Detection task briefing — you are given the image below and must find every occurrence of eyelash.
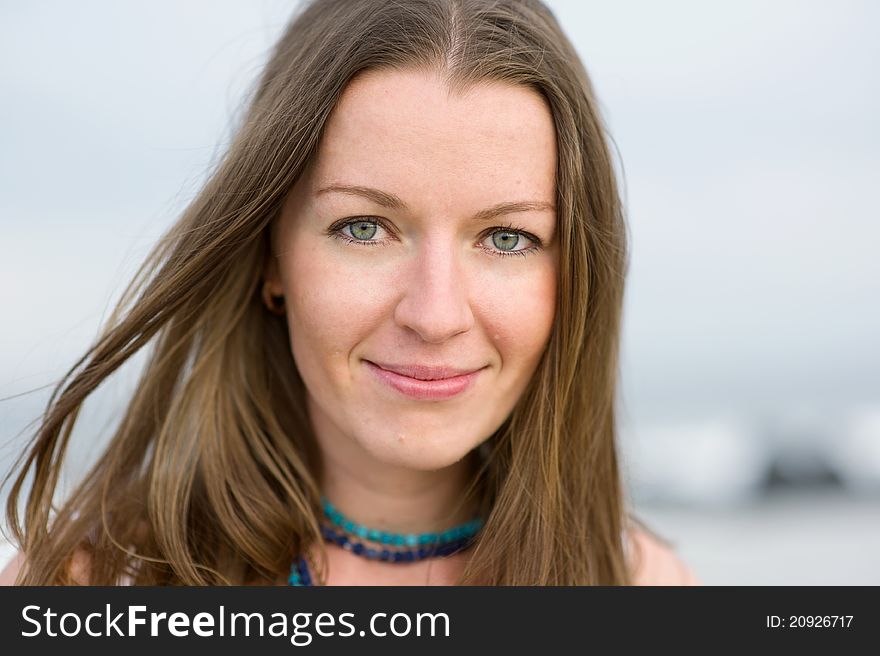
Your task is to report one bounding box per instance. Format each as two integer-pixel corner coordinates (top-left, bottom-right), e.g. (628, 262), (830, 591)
(327, 217), (542, 259)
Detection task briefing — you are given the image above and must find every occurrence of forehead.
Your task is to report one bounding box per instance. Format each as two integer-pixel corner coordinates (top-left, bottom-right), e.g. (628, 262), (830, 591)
(307, 68), (557, 212)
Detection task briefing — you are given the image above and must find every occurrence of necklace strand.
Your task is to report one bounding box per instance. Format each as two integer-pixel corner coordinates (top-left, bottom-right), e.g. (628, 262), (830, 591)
(321, 496), (483, 547)
(289, 497), (483, 586)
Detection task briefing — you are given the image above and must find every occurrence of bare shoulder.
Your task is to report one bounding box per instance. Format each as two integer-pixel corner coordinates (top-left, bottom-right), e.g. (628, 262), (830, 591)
(0, 547), (92, 585)
(0, 550), (26, 585)
(68, 547), (93, 584)
(625, 523), (701, 586)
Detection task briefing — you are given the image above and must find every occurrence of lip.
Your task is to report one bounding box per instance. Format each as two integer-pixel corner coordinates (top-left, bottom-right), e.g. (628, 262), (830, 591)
(364, 360), (485, 401)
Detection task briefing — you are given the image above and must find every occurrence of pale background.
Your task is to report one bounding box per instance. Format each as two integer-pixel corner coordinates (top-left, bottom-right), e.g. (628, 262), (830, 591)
(2, 1), (878, 584)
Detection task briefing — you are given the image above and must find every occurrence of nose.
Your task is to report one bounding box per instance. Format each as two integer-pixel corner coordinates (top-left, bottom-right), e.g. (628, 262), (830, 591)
(393, 236), (475, 344)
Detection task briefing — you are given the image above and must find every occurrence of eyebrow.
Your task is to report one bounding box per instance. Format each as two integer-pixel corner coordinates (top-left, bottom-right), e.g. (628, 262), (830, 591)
(316, 184), (555, 222)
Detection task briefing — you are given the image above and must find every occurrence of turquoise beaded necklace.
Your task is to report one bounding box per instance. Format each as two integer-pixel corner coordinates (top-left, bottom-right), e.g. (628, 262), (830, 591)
(288, 496), (483, 586)
(322, 497), (482, 547)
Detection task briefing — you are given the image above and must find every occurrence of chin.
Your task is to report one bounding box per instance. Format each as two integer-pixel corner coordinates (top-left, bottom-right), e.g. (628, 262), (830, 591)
(357, 431), (477, 472)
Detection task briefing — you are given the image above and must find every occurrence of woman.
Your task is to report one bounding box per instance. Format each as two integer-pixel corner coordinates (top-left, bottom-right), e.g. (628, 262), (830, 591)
(2, 0), (699, 586)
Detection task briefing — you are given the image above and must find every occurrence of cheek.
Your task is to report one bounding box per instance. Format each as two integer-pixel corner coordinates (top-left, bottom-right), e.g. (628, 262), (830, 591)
(480, 263), (557, 367)
(279, 243), (393, 370)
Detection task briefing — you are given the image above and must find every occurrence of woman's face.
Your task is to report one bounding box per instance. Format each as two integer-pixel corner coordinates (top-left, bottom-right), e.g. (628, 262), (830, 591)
(266, 68), (558, 471)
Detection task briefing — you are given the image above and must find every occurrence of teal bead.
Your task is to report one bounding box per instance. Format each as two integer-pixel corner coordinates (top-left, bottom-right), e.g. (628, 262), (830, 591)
(319, 495), (483, 551)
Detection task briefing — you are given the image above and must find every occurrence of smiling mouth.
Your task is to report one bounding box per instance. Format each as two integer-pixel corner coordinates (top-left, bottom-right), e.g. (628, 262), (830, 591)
(365, 361), (485, 381)
(363, 360), (485, 400)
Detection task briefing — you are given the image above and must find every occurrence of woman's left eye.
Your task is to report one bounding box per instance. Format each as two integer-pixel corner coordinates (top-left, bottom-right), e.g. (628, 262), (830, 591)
(482, 229), (539, 258)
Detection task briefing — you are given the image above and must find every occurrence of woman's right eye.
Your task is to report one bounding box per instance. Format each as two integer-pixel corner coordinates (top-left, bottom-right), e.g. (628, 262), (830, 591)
(345, 220), (380, 241)
(329, 218), (390, 247)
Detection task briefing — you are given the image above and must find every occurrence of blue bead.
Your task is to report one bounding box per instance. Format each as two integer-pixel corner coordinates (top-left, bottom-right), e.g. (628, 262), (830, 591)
(288, 557), (313, 587)
(352, 542), (365, 555)
(366, 548), (378, 559)
(402, 551), (415, 562)
(380, 549), (392, 561)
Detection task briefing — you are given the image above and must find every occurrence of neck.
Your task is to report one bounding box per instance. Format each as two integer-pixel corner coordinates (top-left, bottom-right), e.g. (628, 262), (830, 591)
(307, 395), (481, 534)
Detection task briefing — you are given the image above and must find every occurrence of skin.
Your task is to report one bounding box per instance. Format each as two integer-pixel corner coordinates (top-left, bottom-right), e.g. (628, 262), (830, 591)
(263, 67), (559, 584)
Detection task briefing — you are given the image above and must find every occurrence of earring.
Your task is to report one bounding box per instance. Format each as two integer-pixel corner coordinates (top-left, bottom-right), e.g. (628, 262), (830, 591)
(261, 281), (286, 316)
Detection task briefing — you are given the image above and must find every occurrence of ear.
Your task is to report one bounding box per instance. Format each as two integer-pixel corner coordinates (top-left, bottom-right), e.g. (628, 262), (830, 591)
(262, 229), (284, 296)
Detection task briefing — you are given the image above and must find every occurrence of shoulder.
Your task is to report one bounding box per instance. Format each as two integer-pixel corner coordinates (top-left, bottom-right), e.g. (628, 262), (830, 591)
(625, 523), (701, 586)
(0, 549), (26, 585)
(0, 547), (93, 585)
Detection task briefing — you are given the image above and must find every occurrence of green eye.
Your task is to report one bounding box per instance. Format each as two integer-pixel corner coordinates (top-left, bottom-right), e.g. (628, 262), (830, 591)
(348, 221), (378, 241)
(491, 231), (520, 251)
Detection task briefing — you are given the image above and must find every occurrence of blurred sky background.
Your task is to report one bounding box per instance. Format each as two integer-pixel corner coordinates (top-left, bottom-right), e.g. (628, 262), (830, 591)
(1, 1), (878, 583)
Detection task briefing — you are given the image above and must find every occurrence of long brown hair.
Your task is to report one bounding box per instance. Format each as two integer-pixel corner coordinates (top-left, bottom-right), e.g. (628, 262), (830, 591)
(4, 0), (631, 585)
